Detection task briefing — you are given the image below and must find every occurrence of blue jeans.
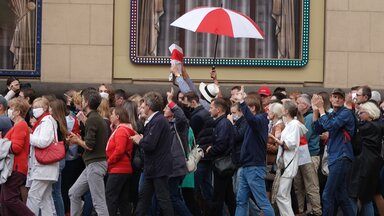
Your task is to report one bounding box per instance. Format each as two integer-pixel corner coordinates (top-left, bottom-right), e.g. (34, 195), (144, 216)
(233, 168), (261, 216)
(235, 166), (274, 216)
(52, 159), (65, 216)
(361, 202), (374, 216)
(322, 157), (357, 216)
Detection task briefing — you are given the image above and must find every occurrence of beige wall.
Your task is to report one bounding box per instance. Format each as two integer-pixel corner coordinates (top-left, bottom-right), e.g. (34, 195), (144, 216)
(39, 0), (384, 89)
(325, 0), (384, 89)
(36, 0), (384, 89)
(41, 0), (113, 83)
(113, 0), (325, 86)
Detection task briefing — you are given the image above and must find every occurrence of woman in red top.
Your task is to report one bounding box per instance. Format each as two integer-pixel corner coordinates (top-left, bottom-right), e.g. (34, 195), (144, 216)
(106, 106), (136, 216)
(0, 98), (34, 216)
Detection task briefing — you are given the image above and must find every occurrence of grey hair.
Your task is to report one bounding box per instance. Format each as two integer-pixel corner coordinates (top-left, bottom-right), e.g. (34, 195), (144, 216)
(299, 94), (311, 107)
(360, 101), (381, 120)
(142, 91), (164, 112)
(268, 102), (284, 119)
(283, 100), (304, 123)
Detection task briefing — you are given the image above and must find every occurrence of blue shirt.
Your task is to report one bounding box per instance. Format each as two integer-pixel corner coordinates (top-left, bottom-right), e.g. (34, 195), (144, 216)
(312, 106), (355, 165)
(0, 115), (12, 138)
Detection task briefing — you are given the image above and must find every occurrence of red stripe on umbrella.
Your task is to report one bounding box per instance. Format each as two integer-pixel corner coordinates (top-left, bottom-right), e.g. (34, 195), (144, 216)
(195, 9), (234, 37)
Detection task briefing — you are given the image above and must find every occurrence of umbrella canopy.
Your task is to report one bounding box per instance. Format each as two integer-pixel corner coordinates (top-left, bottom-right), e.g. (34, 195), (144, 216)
(170, 7), (264, 39)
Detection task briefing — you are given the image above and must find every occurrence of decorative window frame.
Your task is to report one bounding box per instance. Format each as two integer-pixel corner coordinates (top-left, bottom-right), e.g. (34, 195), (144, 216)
(130, 0), (310, 67)
(0, 0), (41, 77)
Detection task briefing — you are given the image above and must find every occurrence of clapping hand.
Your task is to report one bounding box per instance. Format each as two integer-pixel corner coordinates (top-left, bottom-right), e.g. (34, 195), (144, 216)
(66, 132), (81, 144)
(311, 94), (324, 111)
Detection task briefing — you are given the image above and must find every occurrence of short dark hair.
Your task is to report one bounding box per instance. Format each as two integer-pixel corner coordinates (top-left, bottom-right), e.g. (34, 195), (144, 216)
(231, 102), (241, 112)
(183, 91), (200, 104)
(115, 89), (127, 100)
(273, 87), (286, 94)
(143, 91), (164, 112)
(6, 77), (19, 86)
(272, 92), (287, 101)
(82, 89), (101, 110)
(359, 85), (372, 99)
(231, 86), (241, 91)
(20, 88), (36, 105)
(211, 98), (229, 113)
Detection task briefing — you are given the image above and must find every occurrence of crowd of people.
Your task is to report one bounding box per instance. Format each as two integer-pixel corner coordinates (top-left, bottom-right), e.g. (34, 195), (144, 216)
(0, 66), (383, 216)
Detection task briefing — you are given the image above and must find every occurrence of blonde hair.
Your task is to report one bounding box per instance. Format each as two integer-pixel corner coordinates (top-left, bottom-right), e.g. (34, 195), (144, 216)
(32, 97), (50, 112)
(8, 97), (30, 118)
(129, 94), (142, 107)
(360, 101), (381, 120)
(72, 91), (82, 107)
(97, 98), (110, 119)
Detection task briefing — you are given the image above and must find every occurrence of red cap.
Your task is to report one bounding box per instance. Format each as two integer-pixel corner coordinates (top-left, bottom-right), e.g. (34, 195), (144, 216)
(258, 86), (271, 96)
(169, 44), (184, 62)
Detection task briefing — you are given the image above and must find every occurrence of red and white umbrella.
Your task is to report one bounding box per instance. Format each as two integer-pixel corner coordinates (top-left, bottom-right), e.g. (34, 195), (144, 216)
(170, 6), (264, 67)
(171, 7), (264, 39)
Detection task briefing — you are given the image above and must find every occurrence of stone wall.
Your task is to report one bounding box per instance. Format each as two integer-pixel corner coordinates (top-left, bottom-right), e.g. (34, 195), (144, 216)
(41, 0), (113, 83)
(325, 0), (384, 89)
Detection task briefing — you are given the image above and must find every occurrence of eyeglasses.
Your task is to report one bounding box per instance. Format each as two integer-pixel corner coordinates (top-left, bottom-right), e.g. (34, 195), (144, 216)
(356, 93), (363, 97)
(358, 111), (367, 115)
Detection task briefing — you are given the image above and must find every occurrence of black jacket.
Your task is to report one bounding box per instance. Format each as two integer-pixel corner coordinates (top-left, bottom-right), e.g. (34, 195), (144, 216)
(348, 120), (384, 202)
(190, 105), (211, 137)
(232, 116), (249, 167)
(139, 112), (173, 179)
(205, 115), (234, 160)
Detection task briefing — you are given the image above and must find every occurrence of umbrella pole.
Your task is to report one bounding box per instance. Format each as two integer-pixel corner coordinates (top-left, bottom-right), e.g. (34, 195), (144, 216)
(212, 2), (222, 72)
(212, 34), (219, 70)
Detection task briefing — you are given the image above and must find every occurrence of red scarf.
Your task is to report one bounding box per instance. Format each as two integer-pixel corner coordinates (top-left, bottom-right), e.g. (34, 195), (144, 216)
(31, 112), (50, 133)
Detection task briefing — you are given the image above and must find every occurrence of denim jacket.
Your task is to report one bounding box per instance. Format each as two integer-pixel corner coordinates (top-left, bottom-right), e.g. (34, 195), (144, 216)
(312, 106), (355, 166)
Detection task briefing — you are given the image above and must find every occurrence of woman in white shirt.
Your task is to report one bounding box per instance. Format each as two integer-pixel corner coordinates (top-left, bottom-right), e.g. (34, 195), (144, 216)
(270, 100), (308, 216)
(26, 97), (60, 215)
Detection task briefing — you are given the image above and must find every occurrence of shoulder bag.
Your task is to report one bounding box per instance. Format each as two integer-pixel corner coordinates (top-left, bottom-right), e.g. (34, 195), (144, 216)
(35, 120), (65, 164)
(175, 126), (204, 172)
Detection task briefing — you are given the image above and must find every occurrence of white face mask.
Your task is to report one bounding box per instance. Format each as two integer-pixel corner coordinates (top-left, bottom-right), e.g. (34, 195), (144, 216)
(7, 109), (13, 119)
(33, 107), (44, 119)
(100, 92), (109, 100)
(232, 114), (240, 122)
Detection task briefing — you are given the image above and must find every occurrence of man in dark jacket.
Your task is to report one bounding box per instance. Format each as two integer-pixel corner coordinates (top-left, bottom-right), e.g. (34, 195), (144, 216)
(131, 91), (174, 216)
(164, 88), (192, 216)
(183, 91), (214, 215)
(232, 88), (275, 216)
(205, 98), (236, 216)
(228, 102), (248, 167)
